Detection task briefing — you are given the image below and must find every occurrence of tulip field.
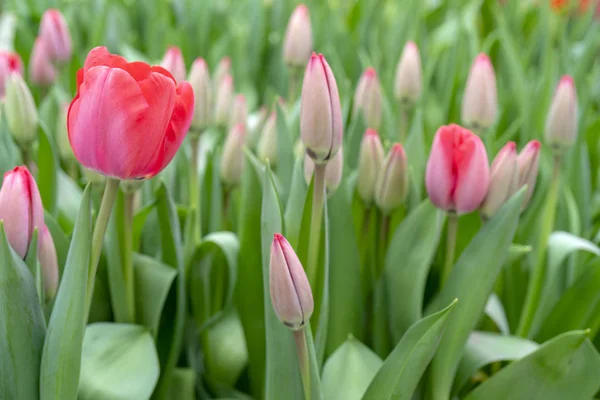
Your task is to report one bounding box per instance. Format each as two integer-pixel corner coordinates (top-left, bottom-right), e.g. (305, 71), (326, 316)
(2, 0), (600, 399)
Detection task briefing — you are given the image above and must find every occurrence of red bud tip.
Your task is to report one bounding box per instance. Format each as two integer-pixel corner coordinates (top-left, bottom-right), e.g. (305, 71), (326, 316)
(391, 143), (405, 154)
(560, 75), (574, 87)
(297, 4), (308, 13)
(505, 142), (517, 151)
(365, 128), (379, 137)
(476, 53), (491, 64)
(364, 67), (377, 77)
(274, 233), (284, 241)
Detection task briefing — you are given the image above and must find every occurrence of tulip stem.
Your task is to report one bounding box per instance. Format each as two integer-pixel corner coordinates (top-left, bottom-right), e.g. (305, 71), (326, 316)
(288, 67), (302, 105)
(307, 163), (326, 288)
(123, 190), (136, 324)
(517, 155), (562, 337)
(294, 328), (311, 400)
(377, 214), (390, 277)
(86, 178), (120, 320)
(189, 136), (202, 240)
(398, 105), (409, 143)
(441, 213), (458, 287)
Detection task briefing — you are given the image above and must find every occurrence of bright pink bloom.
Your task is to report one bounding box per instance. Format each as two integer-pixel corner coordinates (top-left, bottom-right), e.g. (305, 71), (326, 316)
(425, 124), (490, 214)
(39, 9), (72, 63)
(68, 46), (195, 180)
(0, 51), (23, 97)
(160, 46), (186, 82)
(29, 37), (57, 86)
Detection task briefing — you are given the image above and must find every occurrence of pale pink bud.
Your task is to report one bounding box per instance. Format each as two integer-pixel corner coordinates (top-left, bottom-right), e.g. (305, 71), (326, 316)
(394, 41), (422, 105)
(300, 53), (343, 164)
(39, 227), (58, 300)
(29, 37), (57, 87)
(461, 53), (497, 131)
(269, 233), (314, 330)
(545, 75), (578, 151)
(160, 46), (186, 82)
(283, 4), (313, 68)
(0, 51), (23, 98)
(375, 144), (409, 213)
(357, 129), (384, 205)
(353, 67), (382, 130)
(480, 142), (519, 219)
(425, 124), (490, 215)
(517, 140), (541, 210)
(213, 56), (231, 88)
(230, 94), (248, 128)
(303, 147), (344, 196)
(221, 123), (246, 186)
(39, 9), (72, 64)
(257, 112), (277, 164)
(214, 74), (234, 127)
(188, 57), (212, 130)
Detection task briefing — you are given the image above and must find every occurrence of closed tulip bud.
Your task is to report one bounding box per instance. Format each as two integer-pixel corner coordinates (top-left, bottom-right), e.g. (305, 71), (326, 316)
(257, 112), (277, 164)
(375, 144), (409, 213)
(160, 46), (186, 83)
(394, 41), (422, 105)
(461, 53), (497, 132)
(426, 124), (490, 215)
(68, 47), (194, 180)
(29, 37), (57, 87)
(214, 56), (231, 89)
(230, 94), (248, 128)
(214, 74), (234, 127)
(0, 51), (23, 97)
(188, 57), (212, 131)
(357, 129), (384, 205)
(5, 72), (38, 147)
(39, 9), (72, 64)
(353, 67), (382, 130)
(248, 105), (268, 147)
(221, 123), (246, 186)
(283, 4), (313, 68)
(39, 227), (58, 300)
(269, 233), (313, 330)
(517, 140), (541, 210)
(56, 103), (75, 162)
(545, 75), (578, 151)
(300, 53), (343, 164)
(480, 142), (518, 219)
(303, 147), (343, 196)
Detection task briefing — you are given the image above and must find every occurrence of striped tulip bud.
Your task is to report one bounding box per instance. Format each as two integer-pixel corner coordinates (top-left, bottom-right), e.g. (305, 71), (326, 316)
(5, 72), (38, 147)
(221, 123), (246, 186)
(160, 46), (186, 82)
(357, 129), (384, 205)
(257, 112), (277, 164)
(394, 41), (422, 106)
(229, 94), (248, 128)
(214, 74), (233, 128)
(545, 75), (578, 152)
(353, 67), (382, 130)
(283, 4), (313, 68)
(270, 233), (313, 330)
(375, 143), (409, 213)
(480, 142), (518, 219)
(188, 57), (212, 131)
(517, 140), (541, 210)
(461, 53), (497, 132)
(303, 147), (343, 196)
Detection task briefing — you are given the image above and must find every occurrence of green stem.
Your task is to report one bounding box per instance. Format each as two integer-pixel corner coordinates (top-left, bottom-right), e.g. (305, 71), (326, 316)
(123, 190), (136, 324)
(377, 214), (390, 277)
(68, 161), (79, 182)
(441, 213), (458, 287)
(307, 163), (326, 287)
(516, 155), (562, 337)
(189, 136), (202, 240)
(86, 178), (120, 320)
(288, 67), (302, 105)
(294, 328), (311, 400)
(398, 105), (409, 143)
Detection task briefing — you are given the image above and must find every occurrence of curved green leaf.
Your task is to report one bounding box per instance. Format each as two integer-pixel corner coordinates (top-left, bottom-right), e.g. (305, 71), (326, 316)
(484, 294), (510, 335)
(275, 102), (294, 203)
(284, 158), (308, 249)
(37, 122), (59, 214)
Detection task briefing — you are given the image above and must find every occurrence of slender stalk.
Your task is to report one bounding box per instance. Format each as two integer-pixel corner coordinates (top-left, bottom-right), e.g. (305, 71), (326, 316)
(288, 67), (302, 105)
(398, 105), (409, 143)
(441, 213), (459, 287)
(123, 190), (136, 324)
(86, 178), (120, 319)
(294, 328), (311, 400)
(67, 161), (78, 181)
(22, 145), (32, 170)
(377, 214), (390, 277)
(516, 155), (562, 337)
(306, 163), (326, 287)
(189, 136), (202, 240)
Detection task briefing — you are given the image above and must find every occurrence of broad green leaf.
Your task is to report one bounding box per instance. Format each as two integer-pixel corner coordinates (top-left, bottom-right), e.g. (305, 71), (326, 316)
(0, 113), (21, 178)
(0, 223), (46, 400)
(37, 122), (59, 214)
(362, 299), (457, 400)
(105, 189), (129, 323)
(57, 171), (83, 234)
(427, 189), (524, 399)
(284, 157), (308, 248)
(78, 323), (159, 400)
(454, 331), (538, 393)
(322, 337), (383, 400)
(44, 211), (69, 277)
(385, 200), (444, 341)
(465, 331), (600, 400)
(170, 369), (196, 400)
(275, 102), (294, 203)
(40, 185), (92, 400)
(345, 116), (366, 170)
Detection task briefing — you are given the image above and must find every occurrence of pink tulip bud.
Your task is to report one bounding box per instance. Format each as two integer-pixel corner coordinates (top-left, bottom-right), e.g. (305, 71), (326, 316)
(214, 74), (234, 127)
(283, 4), (313, 68)
(480, 142), (519, 219)
(39, 9), (72, 64)
(545, 75), (578, 151)
(353, 67), (383, 130)
(394, 41), (422, 105)
(188, 57), (212, 131)
(425, 124), (490, 215)
(213, 56), (231, 88)
(300, 53), (343, 164)
(375, 143), (409, 213)
(160, 46), (186, 82)
(39, 227), (58, 300)
(517, 140), (541, 210)
(0, 51), (23, 98)
(303, 147), (344, 196)
(257, 112), (277, 164)
(357, 129), (384, 205)
(29, 37), (57, 87)
(269, 233), (314, 330)
(221, 123), (246, 186)
(230, 94), (248, 128)
(461, 53), (497, 132)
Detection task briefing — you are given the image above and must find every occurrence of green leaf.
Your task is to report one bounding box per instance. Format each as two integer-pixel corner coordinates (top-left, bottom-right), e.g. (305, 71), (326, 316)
(275, 102), (294, 203)
(385, 200), (444, 341)
(78, 323), (160, 400)
(40, 185), (92, 400)
(57, 171), (83, 234)
(170, 368), (196, 400)
(44, 211), (69, 277)
(427, 189), (525, 399)
(322, 337), (383, 400)
(0, 223), (46, 400)
(284, 157), (308, 249)
(465, 331), (600, 400)
(345, 116), (366, 170)
(454, 331), (538, 393)
(484, 294), (510, 335)
(362, 299), (457, 400)
(105, 189), (129, 323)
(37, 122), (59, 214)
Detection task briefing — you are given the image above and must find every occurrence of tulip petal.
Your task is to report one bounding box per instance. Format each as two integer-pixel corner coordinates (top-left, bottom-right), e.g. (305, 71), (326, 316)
(39, 227), (59, 299)
(83, 47), (128, 72)
(453, 135), (490, 214)
(270, 236), (304, 328)
(0, 170), (31, 257)
(425, 129), (454, 211)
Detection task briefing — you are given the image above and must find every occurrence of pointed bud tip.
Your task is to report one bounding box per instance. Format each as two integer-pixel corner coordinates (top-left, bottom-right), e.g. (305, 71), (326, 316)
(365, 128), (379, 137)
(406, 41), (417, 49)
(559, 75), (574, 87)
(505, 141), (517, 152)
(273, 233), (284, 241)
(476, 53), (491, 64)
(364, 67), (377, 77)
(296, 4), (309, 14)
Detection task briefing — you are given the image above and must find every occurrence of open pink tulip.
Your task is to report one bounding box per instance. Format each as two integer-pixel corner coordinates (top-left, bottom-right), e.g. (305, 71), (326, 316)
(39, 9), (72, 64)
(160, 46), (186, 83)
(29, 37), (57, 86)
(426, 124), (490, 214)
(0, 51), (23, 97)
